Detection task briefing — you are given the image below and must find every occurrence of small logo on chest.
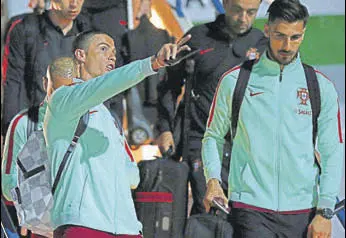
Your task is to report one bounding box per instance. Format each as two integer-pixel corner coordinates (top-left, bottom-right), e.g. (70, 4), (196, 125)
(296, 88), (312, 116)
(297, 88), (309, 106)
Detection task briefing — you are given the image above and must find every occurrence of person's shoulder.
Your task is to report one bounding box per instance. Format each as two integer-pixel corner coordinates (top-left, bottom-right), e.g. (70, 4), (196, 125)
(20, 12), (42, 25)
(217, 64), (242, 90)
(185, 22), (213, 48)
(4, 13), (33, 38)
(11, 12), (43, 36)
(7, 109), (29, 136)
(187, 21), (211, 37)
(249, 27), (264, 36)
(313, 68), (337, 95)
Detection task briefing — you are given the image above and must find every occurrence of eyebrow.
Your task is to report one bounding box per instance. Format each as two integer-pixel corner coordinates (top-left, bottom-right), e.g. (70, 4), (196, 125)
(97, 42), (112, 48)
(233, 4), (258, 11)
(273, 31), (303, 36)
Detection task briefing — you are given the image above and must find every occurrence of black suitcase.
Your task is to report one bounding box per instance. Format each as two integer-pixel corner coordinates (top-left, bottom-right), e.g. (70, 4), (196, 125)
(134, 155), (189, 238)
(184, 199), (233, 238)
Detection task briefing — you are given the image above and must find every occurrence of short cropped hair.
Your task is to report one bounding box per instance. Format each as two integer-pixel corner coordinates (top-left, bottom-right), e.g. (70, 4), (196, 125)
(267, 0), (309, 27)
(49, 57), (76, 80)
(72, 30), (113, 56)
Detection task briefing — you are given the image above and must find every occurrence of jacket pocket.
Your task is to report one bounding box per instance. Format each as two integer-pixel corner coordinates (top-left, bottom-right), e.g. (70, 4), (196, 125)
(78, 174), (89, 214)
(239, 163), (255, 194)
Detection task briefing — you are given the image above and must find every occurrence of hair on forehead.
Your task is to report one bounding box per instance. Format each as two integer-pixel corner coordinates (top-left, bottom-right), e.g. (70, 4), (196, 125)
(49, 57), (76, 80)
(267, 0), (309, 26)
(72, 30), (114, 54)
(223, 0), (262, 5)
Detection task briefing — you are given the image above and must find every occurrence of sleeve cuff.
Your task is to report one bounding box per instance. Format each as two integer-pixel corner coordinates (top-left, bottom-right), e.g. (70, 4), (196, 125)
(142, 57), (157, 76)
(205, 171), (222, 184)
(317, 197), (337, 210)
(156, 119), (171, 134)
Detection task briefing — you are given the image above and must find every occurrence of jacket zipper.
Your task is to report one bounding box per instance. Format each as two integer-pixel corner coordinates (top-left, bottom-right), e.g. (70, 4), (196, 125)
(276, 68), (283, 211)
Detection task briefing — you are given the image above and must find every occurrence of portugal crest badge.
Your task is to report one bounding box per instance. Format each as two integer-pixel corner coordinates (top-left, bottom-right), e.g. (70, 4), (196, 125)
(297, 88), (309, 105)
(246, 48), (260, 60)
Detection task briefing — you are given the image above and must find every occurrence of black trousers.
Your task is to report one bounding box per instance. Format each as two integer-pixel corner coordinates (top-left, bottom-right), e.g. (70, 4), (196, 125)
(184, 141), (231, 215)
(184, 147), (207, 215)
(229, 207), (316, 238)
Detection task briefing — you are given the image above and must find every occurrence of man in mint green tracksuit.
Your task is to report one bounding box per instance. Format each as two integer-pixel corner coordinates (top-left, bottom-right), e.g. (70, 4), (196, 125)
(202, 0), (344, 237)
(2, 58), (75, 238)
(43, 31), (191, 237)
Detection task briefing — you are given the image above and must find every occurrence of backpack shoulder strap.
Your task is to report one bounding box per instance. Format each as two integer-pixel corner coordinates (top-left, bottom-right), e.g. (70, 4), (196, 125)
(231, 60), (255, 139)
(52, 112), (90, 195)
(26, 105), (40, 139)
(302, 63), (321, 147)
(302, 63), (321, 174)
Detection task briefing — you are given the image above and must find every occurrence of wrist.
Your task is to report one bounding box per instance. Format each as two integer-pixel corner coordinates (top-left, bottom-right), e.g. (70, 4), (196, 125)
(316, 208), (334, 220)
(151, 55), (165, 71)
(207, 178), (221, 186)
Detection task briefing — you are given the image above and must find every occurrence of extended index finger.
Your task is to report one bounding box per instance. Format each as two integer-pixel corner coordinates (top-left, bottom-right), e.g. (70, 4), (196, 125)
(177, 34), (192, 47)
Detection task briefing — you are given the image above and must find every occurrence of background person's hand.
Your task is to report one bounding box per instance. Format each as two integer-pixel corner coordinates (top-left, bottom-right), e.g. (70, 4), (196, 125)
(151, 34), (191, 70)
(203, 178), (228, 213)
(156, 131), (175, 155)
(28, 0), (45, 9)
(307, 214), (332, 238)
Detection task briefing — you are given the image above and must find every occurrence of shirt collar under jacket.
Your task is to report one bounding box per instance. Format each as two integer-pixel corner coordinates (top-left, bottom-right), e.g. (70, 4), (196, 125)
(256, 50), (302, 76)
(73, 78), (85, 83)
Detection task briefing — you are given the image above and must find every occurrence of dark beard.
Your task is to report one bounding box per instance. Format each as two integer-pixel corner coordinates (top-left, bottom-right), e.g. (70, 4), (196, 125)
(267, 42), (298, 66)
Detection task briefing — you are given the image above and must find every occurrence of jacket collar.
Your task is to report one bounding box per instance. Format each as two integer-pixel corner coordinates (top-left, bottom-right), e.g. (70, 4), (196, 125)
(73, 78), (85, 83)
(256, 49), (302, 75)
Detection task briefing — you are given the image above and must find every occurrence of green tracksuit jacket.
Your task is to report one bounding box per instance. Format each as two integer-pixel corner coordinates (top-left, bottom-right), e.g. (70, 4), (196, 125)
(202, 52), (344, 211)
(2, 102), (47, 201)
(44, 57), (156, 234)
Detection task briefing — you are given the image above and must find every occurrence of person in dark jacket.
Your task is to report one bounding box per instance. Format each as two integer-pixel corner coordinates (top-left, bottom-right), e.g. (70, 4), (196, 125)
(156, 0), (267, 215)
(80, 0), (128, 121)
(1, 0), (89, 137)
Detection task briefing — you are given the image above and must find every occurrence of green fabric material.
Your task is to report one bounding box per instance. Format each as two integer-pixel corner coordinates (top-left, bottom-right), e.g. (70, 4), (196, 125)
(202, 52), (344, 211)
(44, 57), (155, 234)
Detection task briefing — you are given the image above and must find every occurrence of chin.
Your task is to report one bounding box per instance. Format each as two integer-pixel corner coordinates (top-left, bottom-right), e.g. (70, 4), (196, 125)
(237, 28), (250, 34)
(279, 59), (293, 65)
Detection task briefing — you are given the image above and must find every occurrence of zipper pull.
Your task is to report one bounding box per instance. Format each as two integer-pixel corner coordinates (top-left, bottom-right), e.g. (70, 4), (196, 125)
(279, 69), (283, 82)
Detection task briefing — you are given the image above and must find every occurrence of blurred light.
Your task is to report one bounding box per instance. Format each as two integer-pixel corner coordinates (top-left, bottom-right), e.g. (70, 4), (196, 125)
(150, 9), (166, 29)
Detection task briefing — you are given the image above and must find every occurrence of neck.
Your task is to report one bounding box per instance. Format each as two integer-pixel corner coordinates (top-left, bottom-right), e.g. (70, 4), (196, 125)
(48, 11), (74, 35)
(79, 66), (93, 81)
(266, 49), (285, 70)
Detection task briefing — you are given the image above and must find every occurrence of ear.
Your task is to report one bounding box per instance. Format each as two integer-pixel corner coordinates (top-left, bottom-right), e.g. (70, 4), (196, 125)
(74, 49), (86, 63)
(42, 76), (48, 92)
(264, 23), (270, 38)
(301, 28), (306, 41)
(50, 0), (60, 11)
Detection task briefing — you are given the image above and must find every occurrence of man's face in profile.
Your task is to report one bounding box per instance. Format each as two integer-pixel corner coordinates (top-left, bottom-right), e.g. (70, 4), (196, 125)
(83, 34), (117, 78)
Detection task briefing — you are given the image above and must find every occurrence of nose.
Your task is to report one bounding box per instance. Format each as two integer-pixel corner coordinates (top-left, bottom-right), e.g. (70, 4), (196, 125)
(282, 38), (292, 51)
(109, 53), (116, 63)
(239, 11), (247, 23)
(70, 0), (78, 8)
